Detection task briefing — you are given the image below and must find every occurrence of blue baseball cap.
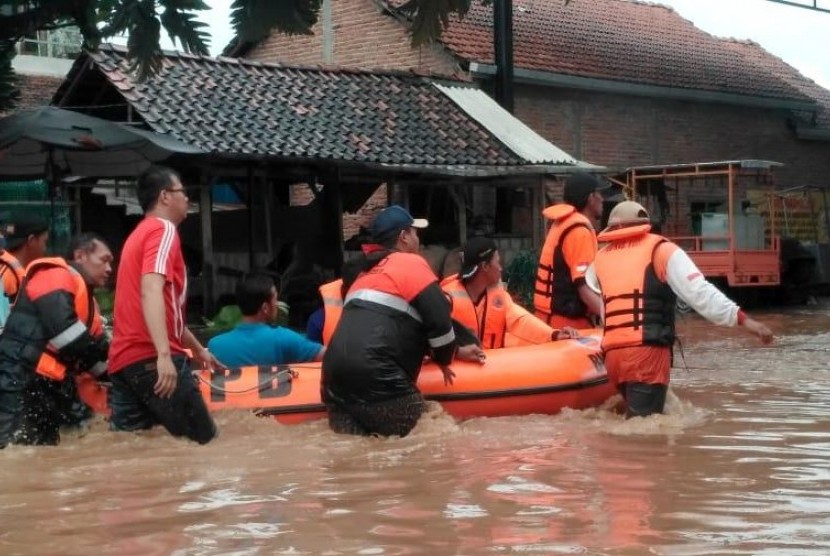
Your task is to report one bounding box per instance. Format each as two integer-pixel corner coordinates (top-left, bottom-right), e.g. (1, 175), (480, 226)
(369, 205), (429, 243)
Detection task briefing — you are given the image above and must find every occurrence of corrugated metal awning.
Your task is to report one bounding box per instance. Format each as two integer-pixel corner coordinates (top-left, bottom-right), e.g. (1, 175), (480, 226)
(433, 83), (603, 170)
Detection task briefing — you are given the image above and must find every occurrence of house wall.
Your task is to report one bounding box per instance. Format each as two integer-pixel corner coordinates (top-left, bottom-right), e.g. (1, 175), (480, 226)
(247, 0), (459, 75)
(513, 85), (830, 189)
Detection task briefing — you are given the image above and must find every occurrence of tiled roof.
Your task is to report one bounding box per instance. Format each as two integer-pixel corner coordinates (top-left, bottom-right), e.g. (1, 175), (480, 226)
(721, 39), (830, 133)
(399, 0), (813, 103)
(53, 45), (582, 169)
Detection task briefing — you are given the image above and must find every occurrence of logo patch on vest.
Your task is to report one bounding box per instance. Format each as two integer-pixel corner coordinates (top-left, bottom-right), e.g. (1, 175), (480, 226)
(493, 296), (504, 309)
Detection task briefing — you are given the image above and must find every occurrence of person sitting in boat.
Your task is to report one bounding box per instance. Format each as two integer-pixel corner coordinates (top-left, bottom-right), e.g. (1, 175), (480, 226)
(442, 236), (580, 349)
(307, 258), (363, 345)
(321, 205), (485, 437)
(0, 233), (113, 447)
(208, 273), (324, 368)
(590, 201), (774, 419)
(534, 173), (606, 329)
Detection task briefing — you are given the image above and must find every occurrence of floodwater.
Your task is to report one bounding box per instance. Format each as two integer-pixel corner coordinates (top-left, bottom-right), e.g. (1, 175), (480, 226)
(2, 306), (830, 555)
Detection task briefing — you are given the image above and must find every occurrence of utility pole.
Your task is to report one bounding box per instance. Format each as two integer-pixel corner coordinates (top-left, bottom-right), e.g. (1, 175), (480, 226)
(493, 0), (515, 113)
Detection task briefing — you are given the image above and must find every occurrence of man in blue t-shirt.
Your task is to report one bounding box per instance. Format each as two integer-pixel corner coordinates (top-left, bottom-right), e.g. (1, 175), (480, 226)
(208, 273), (324, 368)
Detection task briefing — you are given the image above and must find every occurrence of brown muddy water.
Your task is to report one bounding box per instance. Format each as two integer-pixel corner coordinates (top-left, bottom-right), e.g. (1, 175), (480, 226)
(2, 306), (829, 555)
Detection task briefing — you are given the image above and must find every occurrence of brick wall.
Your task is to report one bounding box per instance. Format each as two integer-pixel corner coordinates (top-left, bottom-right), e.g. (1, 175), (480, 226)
(248, 0), (459, 75)
(1, 74), (62, 115)
(514, 85), (830, 189)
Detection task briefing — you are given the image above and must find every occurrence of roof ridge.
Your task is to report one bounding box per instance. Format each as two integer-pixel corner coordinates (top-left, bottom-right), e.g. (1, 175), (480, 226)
(93, 43), (469, 83)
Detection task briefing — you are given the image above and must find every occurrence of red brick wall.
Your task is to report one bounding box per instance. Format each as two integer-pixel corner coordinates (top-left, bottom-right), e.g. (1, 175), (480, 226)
(1, 74), (62, 115)
(514, 85), (830, 189)
(248, 0), (459, 75)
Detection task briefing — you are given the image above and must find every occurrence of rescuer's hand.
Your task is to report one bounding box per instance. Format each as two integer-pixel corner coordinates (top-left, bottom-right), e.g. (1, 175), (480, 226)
(743, 317), (774, 345)
(438, 364), (456, 386)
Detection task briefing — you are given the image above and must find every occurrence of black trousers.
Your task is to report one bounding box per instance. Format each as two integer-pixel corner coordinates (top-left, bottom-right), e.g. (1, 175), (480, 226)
(619, 381), (668, 418)
(327, 392), (426, 437)
(108, 356), (217, 445)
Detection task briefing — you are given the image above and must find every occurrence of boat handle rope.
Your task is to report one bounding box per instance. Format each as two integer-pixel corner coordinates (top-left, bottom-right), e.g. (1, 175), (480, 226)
(194, 368), (299, 395)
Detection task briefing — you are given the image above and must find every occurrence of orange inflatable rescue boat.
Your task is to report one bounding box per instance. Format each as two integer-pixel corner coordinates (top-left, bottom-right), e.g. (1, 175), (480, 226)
(80, 333), (613, 425)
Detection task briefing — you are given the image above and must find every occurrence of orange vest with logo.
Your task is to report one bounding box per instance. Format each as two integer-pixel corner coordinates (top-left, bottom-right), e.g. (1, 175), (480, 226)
(27, 258), (103, 381)
(442, 276), (508, 349)
(319, 279), (344, 346)
(0, 250), (25, 302)
(534, 206), (594, 322)
(594, 227), (676, 351)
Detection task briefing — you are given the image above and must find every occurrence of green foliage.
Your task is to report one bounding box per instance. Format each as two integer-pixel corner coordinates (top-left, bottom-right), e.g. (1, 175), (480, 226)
(398, 0), (471, 47)
(0, 41), (19, 112)
(201, 301), (290, 338)
(503, 248), (539, 311)
(230, 0), (322, 44)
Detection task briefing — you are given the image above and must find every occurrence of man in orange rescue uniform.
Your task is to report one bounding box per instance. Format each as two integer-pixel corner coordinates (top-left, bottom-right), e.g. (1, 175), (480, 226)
(442, 236), (578, 348)
(0, 214), (49, 308)
(0, 233), (113, 447)
(322, 205), (484, 437)
(591, 201), (774, 418)
(535, 173), (606, 329)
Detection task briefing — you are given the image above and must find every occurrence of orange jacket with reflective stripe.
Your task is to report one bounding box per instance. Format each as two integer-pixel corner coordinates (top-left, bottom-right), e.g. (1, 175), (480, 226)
(27, 258), (103, 381)
(0, 250), (25, 302)
(594, 227), (676, 351)
(319, 279), (344, 346)
(442, 276), (554, 349)
(534, 206), (595, 322)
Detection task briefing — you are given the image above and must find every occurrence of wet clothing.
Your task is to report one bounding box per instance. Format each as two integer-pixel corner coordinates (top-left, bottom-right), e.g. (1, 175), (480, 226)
(109, 217), (188, 373)
(108, 216), (216, 443)
(107, 355), (216, 444)
(594, 224), (743, 416)
(0, 259), (108, 447)
(327, 392), (425, 437)
(442, 276), (556, 349)
(208, 322), (322, 367)
(12, 375), (93, 445)
(535, 205), (597, 325)
(618, 382), (668, 419)
(322, 251), (455, 437)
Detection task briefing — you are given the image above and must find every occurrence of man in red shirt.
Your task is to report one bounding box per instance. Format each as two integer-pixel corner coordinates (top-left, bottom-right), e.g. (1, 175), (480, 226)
(108, 166), (222, 444)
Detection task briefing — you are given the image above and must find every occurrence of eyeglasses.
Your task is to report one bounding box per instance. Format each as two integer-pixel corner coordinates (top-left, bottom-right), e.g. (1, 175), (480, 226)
(165, 188), (188, 196)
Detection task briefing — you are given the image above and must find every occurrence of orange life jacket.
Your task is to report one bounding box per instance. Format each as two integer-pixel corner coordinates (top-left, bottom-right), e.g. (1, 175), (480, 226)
(534, 205), (595, 322)
(594, 226), (676, 351)
(27, 258), (103, 381)
(0, 250), (25, 302)
(442, 275), (554, 349)
(319, 278), (344, 346)
(442, 276), (508, 349)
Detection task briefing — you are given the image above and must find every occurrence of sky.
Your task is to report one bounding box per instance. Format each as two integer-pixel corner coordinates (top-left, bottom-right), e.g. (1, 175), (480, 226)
(182, 0), (830, 89)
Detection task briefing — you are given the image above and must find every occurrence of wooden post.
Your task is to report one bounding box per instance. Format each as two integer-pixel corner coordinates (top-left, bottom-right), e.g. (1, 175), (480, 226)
(246, 165), (255, 270)
(449, 184), (467, 245)
(73, 185), (82, 233)
(263, 168), (274, 264)
(532, 179), (543, 248)
(200, 177), (215, 317)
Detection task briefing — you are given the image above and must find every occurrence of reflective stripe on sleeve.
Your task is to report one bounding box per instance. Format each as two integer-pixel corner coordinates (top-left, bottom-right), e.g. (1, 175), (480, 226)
(345, 289), (423, 323)
(47, 320), (87, 351)
(428, 328), (456, 348)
